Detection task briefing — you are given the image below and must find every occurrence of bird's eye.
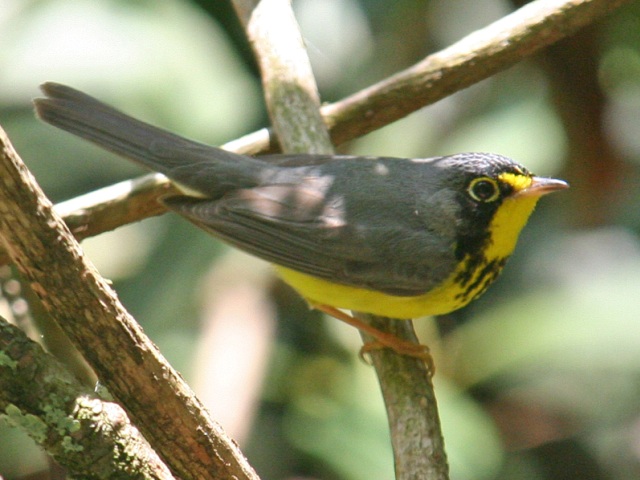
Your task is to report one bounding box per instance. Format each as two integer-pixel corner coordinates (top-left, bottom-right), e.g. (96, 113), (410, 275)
(468, 177), (500, 202)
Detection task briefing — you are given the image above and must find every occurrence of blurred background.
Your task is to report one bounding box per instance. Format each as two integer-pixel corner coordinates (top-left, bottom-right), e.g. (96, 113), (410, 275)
(1, 0), (639, 479)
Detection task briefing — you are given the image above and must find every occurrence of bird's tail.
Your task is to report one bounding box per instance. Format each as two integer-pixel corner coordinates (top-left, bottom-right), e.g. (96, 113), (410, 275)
(34, 82), (264, 197)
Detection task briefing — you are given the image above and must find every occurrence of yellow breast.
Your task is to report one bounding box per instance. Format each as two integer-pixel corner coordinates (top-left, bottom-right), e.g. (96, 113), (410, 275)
(275, 191), (541, 319)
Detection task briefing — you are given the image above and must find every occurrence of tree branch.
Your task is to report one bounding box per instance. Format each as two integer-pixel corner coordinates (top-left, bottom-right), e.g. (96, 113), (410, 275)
(321, 0), (631, 145)
(233, 0), (333, 154)
(0, 126), (259, 480)
(0, 316), (174, 479)
(360, 316), (448, 479)
(55, 172), (175, 239)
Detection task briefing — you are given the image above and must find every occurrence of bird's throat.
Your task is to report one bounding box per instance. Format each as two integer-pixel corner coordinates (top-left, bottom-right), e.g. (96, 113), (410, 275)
(486, 194), (541, 261)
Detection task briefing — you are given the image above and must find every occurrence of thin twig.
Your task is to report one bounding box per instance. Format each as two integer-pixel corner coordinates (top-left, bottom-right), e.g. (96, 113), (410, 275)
(0, 126), (259, 480)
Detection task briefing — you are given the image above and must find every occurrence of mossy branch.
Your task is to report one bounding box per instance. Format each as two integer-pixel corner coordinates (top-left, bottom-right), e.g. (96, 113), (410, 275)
(0, 316), (174, 479)
(0, 127), (259, 480)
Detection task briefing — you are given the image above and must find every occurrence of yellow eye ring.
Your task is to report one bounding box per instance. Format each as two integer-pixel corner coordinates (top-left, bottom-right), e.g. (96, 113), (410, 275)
(468, 177), (500, 203)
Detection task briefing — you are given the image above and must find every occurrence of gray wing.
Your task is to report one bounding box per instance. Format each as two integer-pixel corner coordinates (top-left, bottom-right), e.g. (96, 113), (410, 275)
(35, 83), (458, 295)
(163, 184), (456, 296)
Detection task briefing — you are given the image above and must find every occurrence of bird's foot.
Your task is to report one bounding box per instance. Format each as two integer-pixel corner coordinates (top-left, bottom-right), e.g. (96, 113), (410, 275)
(315, 304), (434, 376)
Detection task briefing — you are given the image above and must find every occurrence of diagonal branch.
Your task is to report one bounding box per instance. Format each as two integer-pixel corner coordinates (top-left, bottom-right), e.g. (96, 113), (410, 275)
(0, 126), (259, 480)
(321, 0), (630, 145)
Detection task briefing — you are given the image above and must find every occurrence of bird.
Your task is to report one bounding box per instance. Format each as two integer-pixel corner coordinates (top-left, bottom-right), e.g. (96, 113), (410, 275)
(34, 82), (568, 367)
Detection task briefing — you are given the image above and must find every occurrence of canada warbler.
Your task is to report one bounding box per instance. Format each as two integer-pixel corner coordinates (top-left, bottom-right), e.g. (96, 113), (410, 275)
(35, 83), (568, 360)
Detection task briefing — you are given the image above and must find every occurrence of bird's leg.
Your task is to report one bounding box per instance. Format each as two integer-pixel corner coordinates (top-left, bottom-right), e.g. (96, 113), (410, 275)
(315, 305), (434, 375)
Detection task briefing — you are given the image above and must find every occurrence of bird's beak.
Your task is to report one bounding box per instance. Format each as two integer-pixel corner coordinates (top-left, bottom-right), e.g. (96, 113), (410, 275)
(515, 177), (569, 198)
